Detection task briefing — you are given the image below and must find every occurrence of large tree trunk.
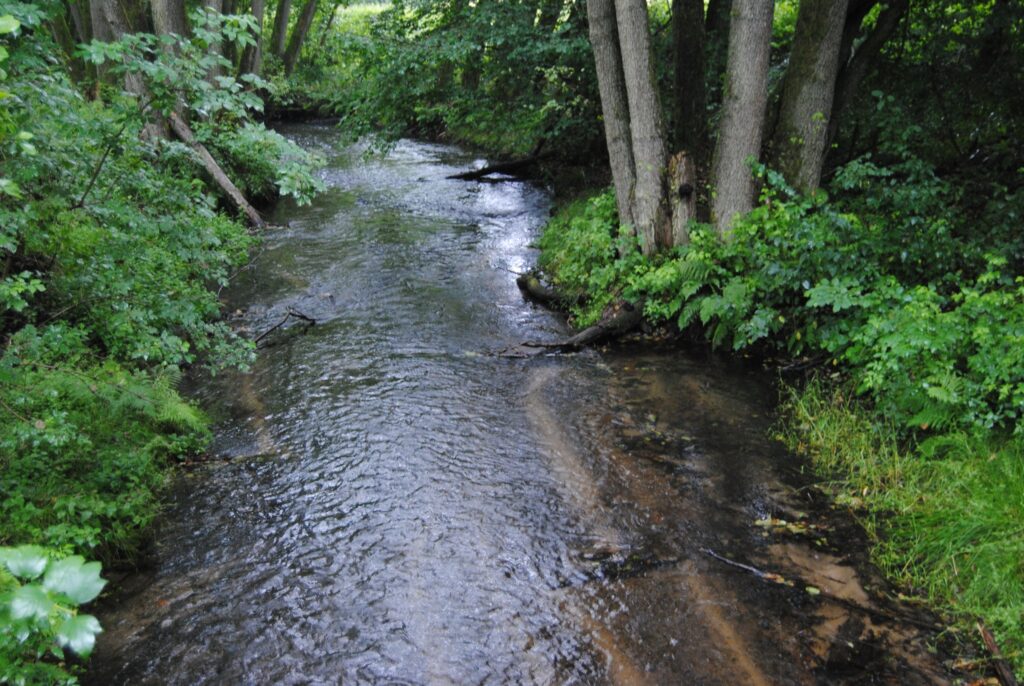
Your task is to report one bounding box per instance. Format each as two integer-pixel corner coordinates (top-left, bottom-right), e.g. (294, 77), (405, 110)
(150, 0), (189, 37)
(239, 0), (266, 75)
(282, 0), (317, 76)
(671, 0), (708, 188)
(709, 0), (773, 234)
(769, 0), (849, 194)
(615, 0), (669, 254)
(270, 0), (291, 56)
(587, 0), (636, 229)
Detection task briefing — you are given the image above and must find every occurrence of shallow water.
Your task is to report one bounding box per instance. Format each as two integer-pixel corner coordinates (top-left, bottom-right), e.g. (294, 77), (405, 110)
(87, 126), (950, 685)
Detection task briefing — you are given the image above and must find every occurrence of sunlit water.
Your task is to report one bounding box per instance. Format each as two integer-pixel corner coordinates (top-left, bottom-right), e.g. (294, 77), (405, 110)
(87, 126), (949, 685)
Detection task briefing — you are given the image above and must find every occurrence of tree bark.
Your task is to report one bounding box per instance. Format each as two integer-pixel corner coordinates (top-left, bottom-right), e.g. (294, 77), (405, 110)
(671, 0), (707, 171)
(668, 151), (696, 245)
(150, 0), (189, 37)
(270, 0), (291, 56)
(769, 0), (849, 194)
(709, 0), (773, 234)
(239, 0), (266, 75)
(587, 0), (636, 229)
(282, 0), (317, 76)
(615, 0), (669, 254)
(168, 112), (266, 229)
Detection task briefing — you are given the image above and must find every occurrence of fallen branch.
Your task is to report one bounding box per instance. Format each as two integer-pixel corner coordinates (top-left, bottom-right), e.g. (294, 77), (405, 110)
(700, 548), (942, 632)
(522, 301), (642, 352)
(167, 112), (266, 229)
(254, 308), (317, 345)
(978, 622), (1019, 686)
(447, 154), (545, 181)
(516, 271), (563, 308)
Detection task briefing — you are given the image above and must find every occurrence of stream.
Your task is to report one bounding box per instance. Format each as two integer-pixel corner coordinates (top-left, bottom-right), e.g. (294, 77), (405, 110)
(87, 124), (952, 685)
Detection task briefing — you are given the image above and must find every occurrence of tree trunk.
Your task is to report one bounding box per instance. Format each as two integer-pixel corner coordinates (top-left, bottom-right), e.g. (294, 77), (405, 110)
(615, 0), (669, 254)
(316, 1), (338, 48)
(703, 0), (730, 102)
(828, 0), (908, 147)
(202, 0), (225, 81)
(668, 151), (696, 245)
(168, 112), (266, 229)
(671, 0), (708, 182)
(150, 0), (189, 37)
(709, 0), (773, 234)
(587, 0), (636, 229)
(239, 0), (266, 75)
(91, 0), (170, 139)
(769, 0), (849, 194)
(270, 0), (291, 56)
(282, 0), (317, 76)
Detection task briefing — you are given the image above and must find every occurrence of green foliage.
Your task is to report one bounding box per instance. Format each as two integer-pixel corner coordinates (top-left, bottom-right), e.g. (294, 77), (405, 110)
(0, 545), (105, 685)
(0, 325), (209, 561)
(80, 8), (323, 206)
(781, 383), (1024, 672)
(285, 0), (602, 159)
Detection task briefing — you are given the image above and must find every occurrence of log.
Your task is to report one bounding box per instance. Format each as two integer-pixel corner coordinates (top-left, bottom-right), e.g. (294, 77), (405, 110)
(447, 155), (544, 181)
(515, 271), (563, 307)
(167, 112), (267, 229)
(523, 301), (642, 351)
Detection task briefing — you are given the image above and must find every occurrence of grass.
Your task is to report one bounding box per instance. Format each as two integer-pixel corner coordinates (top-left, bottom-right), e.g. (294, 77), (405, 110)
(781, 379), (1024, 673)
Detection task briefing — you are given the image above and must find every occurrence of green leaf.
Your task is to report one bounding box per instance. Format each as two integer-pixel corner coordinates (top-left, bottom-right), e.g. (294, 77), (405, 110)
(0, 545), (49, 580)
(43, 556), (106, 604)
(0, 15), (20, 34)
(10, 585), (54, 621)
(56, 614), (102, 657)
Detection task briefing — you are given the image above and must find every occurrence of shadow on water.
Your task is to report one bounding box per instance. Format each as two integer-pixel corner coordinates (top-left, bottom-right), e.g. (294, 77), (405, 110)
(86, 125), (952, 685)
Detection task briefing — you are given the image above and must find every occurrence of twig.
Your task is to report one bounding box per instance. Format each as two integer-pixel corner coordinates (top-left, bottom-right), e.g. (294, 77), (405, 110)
(253, 308), (317, 344)
(700, 547), (943, 631)
(978, 622), (1019, 686)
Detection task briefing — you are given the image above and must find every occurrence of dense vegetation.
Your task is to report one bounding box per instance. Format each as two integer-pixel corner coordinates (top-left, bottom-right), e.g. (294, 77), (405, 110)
(0, 2), (320, 681)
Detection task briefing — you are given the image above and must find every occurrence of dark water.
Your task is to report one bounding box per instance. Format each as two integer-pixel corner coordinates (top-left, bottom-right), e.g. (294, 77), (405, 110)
(87, 126), (950, 685)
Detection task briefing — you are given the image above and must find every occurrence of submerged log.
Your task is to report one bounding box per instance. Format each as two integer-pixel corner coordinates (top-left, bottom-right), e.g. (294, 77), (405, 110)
(515, 271), (563, 307)
(522, 300), (643, 352)
(167, 112), (267, 229)
(447, 155), (544, 181)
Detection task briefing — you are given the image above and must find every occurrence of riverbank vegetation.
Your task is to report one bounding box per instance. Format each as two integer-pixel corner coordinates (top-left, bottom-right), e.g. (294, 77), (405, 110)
(0, 2), (320, 681)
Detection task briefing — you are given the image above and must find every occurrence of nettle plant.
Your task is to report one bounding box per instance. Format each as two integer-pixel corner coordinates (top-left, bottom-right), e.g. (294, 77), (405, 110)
(0, 546), (105, 684)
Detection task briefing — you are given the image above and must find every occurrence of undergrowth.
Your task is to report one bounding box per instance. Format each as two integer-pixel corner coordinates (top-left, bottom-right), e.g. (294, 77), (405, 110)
(536, 156), (1024, 671)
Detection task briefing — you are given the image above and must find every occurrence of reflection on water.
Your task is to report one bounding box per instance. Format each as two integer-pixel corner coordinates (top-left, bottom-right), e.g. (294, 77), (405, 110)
(86, 128), (949, 685)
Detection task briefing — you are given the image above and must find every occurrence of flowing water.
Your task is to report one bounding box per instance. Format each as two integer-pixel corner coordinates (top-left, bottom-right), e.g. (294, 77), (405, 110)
(87, 125), (951, 685)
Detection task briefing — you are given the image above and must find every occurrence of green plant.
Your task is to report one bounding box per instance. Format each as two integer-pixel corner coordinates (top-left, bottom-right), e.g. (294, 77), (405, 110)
(0, 546), (106, 685)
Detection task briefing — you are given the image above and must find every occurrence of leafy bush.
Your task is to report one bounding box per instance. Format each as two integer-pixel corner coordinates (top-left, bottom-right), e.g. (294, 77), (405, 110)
(0, 546), (106, 685)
